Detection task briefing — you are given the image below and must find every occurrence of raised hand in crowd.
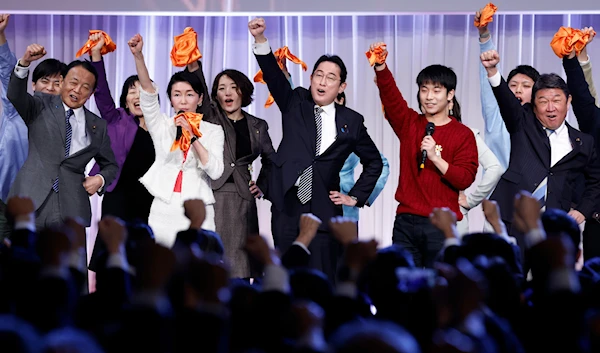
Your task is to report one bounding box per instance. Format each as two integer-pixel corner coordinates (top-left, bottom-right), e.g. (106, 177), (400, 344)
(245, 234), (280, 266)
(429, 207), (458, 240)
(329, 216), (358, 246)
(98, 216), (128, 254)
(295, 213), (322, 248)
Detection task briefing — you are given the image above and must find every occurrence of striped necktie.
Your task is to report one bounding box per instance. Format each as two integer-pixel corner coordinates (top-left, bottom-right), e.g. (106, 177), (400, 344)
(297, 106), (323, 204)
(532, 128), (555, 208)
(52, 109), (74, 193)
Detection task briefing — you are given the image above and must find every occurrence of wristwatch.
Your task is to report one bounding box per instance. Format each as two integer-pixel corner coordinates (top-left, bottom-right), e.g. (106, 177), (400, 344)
(349, 196), (358, 203)
(190, 136), (199, 144)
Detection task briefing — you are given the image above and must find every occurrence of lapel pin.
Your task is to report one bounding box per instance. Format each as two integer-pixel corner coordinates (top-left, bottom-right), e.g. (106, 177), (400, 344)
(576, 137), (582, 145)
(256, 130), (259, 134)
(341, 124), (348, 133)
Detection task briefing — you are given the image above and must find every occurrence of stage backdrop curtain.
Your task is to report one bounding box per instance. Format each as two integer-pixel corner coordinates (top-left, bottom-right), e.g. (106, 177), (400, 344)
(1, 14), (599, 252)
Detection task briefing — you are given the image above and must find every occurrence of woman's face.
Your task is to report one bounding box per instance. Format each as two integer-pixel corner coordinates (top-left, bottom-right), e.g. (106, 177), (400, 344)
(170, 81), (202, 113)
(125, 81), (143, 117)
(216, 75), (243, 115)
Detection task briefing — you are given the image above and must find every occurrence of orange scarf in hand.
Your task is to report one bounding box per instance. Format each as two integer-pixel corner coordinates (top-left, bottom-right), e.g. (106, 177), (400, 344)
(474, 3), (498, 28)
(550, 27), (596, 58)
(253, 46), (307, 108)
(170, 112), (203, 153)
(365, 43), (388, 67)
(171, 27), (203, 67)
(75, 30), (116, 58)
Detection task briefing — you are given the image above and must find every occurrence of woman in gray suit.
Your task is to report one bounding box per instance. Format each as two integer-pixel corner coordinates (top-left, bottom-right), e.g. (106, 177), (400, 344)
(210, 69), (275, 279)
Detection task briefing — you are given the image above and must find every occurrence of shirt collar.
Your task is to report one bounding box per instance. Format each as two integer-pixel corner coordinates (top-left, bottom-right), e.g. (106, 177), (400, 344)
(316, 101), (336, 116)
(62, 103), (85, 120)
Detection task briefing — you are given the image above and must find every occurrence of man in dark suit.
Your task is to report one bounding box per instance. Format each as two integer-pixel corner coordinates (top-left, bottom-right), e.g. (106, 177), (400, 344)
(248, 18), (383, 280)
(480, 49), (600, 252)
(562, 35), (600, 261)
(7, 43), (117, 230)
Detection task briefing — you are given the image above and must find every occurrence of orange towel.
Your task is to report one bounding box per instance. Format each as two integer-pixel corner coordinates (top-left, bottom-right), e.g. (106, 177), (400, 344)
(170, 112), (203, 153)
(75, 30), (116, 58)
(474, 3), (498, 28)
(550, 26), (596, 58)
(254, 46), (308, 108)
(170, 27), (203, 67)
(365, 44), (388, 67)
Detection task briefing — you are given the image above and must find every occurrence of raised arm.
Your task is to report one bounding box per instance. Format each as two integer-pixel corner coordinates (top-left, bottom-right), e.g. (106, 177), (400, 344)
(89, 32), (121, 124)
(372, 43), (420, 139)
(249, 17), (296, 114)
(0, 14), (19, 123)
(185, 60), (211, 111)
(482, 50), (527, 134)
(578, 27), (599, 107)
(575, 147), (600, 220)
(477, 29), (510, 169)
(465, 129), (504, 209)
(7, 43), (46, 124)
(563, 55), (600, 136)
(128, 34), (154, 94)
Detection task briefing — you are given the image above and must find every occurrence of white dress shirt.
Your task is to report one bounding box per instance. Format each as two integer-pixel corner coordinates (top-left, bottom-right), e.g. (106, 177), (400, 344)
(546, 123), (572, 167)
(62, 103), (90, 156)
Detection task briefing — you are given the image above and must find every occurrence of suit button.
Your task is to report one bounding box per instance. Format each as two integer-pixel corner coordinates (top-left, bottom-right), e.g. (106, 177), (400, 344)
(534, 183), (538, 187)
(230, 163), (235, 167)
(549, 172), (553, 176)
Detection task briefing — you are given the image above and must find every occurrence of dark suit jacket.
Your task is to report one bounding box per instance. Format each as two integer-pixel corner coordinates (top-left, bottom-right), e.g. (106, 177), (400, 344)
(7, 72), (118, 226)
(564, 56), (600, 213)
(255, 49), (383, 227)
(489, 77), (600, 223)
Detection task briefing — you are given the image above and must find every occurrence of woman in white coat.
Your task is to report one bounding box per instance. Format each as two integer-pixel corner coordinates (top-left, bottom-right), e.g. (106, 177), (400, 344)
(129, 34), (224, 247)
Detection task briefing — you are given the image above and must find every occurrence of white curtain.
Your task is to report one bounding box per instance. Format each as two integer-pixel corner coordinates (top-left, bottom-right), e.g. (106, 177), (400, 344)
(2, 13), (600, 250)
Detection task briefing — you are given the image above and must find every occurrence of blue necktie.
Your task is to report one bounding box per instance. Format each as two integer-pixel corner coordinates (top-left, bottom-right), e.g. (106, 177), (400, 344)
(297, 106), (323, 204)
(52, 109), (74, 193)
(532, 128), (555, 207)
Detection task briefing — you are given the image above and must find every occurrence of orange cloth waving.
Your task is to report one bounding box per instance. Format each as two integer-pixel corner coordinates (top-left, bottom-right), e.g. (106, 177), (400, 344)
(253, 46), (308, 108)
(365, 44), (388, 67)
(170, 112), (203, 153)
(474, 3), (498, 28)
(550, 27), (596, 58)
(171, 27), (203, 67)
(75, 30), (116, 58)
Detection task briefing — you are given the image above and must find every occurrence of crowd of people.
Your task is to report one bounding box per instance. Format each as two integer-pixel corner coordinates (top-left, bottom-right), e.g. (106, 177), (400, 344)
(0, 4), (600, 352)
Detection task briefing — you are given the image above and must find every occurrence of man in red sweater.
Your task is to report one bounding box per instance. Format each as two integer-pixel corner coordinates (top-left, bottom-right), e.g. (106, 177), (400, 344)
(371, 42), (478, 268)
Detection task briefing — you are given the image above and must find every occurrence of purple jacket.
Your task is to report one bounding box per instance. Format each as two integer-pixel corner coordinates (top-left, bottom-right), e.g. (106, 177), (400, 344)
(89, 59), (139, 192)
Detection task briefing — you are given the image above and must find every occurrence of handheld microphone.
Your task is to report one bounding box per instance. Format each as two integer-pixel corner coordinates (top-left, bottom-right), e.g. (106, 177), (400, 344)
(419, 122), (435, 169)
(176, 110), (184, 141)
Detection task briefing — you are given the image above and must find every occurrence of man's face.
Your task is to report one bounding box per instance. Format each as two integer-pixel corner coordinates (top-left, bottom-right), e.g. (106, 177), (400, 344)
(310, 61), (346, 107)
(32, 74), (62, 95)
(418, 82), (454, 117)
(508, 73), (534, 105)
(60, 66), (96, 109)
(533, 88), (571, 130)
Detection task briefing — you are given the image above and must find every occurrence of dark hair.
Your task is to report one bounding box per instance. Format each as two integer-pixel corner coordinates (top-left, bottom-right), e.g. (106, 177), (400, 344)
(532, 73), (570, 102)
(336, 92), (346, 106)
(32, 58), (66, 84)
(119, 75), (140, 113)
(210, 69), (254, 108)
(167, 70), (204, 99)
(63, 60), (98, 91)
(542, 208), (580, 257)
(312, 54), (347, 84)
(507, 65), (540, 84)
(415, 65), (460, 121)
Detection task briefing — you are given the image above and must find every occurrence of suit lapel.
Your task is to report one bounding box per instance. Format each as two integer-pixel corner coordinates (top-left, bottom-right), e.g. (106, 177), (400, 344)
(221, 113), (237, 162)
(319, 103), (347, 157)
(52, 97), (67, 145)
(247, 112), (261, 158)
(554, 125), (582, 167)
(301, 100), (317, 156)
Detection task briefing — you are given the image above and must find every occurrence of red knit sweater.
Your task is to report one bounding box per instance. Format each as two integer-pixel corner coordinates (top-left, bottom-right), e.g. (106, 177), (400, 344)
(376, 66), (478, 221)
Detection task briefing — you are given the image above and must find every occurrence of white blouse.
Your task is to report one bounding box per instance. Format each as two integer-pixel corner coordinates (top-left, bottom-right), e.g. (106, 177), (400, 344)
(138, 84), (224, 205)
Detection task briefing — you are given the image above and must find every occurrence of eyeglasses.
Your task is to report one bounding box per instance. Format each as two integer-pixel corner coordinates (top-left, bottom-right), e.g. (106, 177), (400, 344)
(313, 71), (341, 86)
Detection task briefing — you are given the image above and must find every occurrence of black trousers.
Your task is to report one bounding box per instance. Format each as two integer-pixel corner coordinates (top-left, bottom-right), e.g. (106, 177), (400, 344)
(271, 187), (342, 282)
(392, 213), (445, 268)
(0, 199), (10, 242)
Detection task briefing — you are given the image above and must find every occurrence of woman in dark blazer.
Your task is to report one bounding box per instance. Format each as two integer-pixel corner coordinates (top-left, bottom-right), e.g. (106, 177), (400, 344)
(207, 69), (275, 279)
